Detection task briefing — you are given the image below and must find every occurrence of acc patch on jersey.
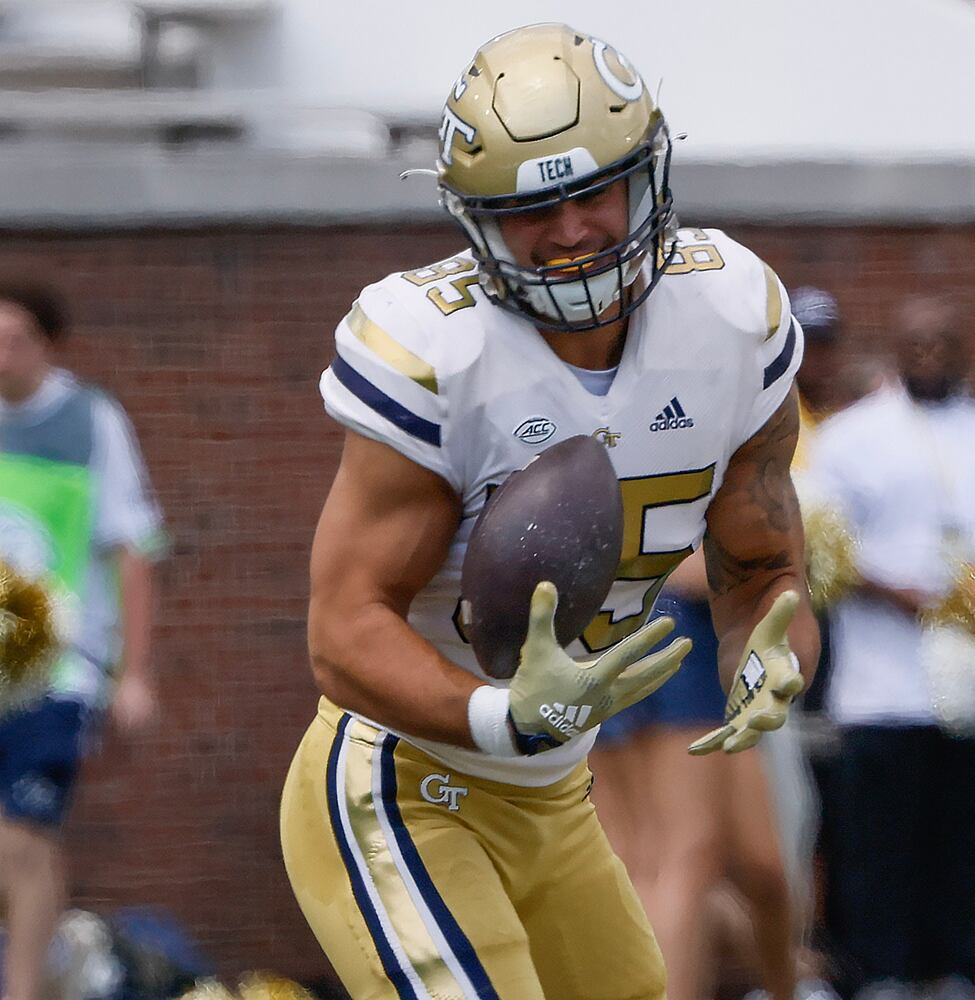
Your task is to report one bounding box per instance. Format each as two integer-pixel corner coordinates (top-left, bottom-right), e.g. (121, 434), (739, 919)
(460, 435), (623, 679)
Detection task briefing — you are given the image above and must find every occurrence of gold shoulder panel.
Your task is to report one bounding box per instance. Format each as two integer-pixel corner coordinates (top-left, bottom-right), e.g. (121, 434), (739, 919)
(762, 262), (783, 341)
(346, 302), (439, 395)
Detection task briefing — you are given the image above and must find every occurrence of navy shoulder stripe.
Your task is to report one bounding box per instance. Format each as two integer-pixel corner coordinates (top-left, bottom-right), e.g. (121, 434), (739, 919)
(332, 354), (441, 447)
(763, 318), (796, 390)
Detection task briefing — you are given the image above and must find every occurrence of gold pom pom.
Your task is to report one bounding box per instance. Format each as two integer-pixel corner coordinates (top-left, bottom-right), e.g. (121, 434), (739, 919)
(177, 980), (237, 1000)
(238, 972), (316, 1000)
(802, 504), (861, 613)
(920, 566), (975, 737)
(0, 558), (58, 699)
(921, 562), (975, 636)
(178, 973), (316, 1000)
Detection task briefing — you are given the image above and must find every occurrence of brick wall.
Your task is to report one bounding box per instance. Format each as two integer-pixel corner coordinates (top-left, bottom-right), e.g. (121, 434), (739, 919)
(0, 222), (972, 988)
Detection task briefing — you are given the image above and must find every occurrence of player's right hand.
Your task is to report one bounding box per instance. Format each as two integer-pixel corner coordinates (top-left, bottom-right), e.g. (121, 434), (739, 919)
(506, 581), (692, 755)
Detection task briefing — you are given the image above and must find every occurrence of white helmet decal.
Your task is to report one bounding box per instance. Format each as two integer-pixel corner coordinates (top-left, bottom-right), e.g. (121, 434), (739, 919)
(515, 147), (600, 194)
(592, 39), (644, 102)
(439, 105), (477, 166)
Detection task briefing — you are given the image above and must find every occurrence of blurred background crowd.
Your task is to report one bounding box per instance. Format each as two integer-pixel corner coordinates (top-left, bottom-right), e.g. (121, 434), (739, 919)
(0, 1), (974, 999)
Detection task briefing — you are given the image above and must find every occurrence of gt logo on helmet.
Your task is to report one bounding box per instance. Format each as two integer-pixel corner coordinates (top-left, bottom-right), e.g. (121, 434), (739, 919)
(439, 105), (476, 166)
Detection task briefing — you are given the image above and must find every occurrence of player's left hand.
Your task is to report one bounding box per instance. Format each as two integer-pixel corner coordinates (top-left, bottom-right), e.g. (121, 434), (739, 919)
(508, 581), (691, 754)
(111, 673), (160, 735)
(688, 589), (805, 755)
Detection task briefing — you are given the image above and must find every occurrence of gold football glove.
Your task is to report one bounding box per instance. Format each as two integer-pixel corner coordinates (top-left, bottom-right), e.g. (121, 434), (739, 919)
(688, 589), (805, 755)
(508, 581), (692, 754)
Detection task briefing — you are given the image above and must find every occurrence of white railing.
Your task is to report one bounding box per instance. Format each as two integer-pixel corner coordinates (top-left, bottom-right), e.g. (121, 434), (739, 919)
(0, 0), (275, 90)
(0, 0), (281, 142)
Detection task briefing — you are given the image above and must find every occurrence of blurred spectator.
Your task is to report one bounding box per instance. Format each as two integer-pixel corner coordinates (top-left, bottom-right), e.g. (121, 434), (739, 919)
(590, 549), (817, 1000)
(792, 288), (845, 415)
(590, 559), (734, 1000)
(833, 358), (889, 411)
(809, 293), (975, 1000)
(790, 286), (888, 423)
(0, 283), (164, 1000)
(790, 286), (847, 470)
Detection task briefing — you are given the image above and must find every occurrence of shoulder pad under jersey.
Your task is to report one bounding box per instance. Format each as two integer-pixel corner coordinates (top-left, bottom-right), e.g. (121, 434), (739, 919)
(320, 250), (492, 488)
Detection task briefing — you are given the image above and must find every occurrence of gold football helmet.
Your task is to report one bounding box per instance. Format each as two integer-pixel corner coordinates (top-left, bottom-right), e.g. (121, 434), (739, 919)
(437, 23), (677, 331)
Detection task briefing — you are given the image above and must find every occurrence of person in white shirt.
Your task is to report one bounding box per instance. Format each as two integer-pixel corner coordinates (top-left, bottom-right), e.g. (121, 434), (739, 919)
(0, 283), (164, 1000)
(809, 294), (975, 1000)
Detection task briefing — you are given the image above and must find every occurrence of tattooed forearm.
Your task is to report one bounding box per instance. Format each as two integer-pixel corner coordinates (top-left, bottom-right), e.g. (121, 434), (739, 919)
(703, 533), (793, 598)
(703, 386), (820, 682)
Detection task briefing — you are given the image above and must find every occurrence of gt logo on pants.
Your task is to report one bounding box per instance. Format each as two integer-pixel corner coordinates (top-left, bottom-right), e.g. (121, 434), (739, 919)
(419, 773), (469, 812)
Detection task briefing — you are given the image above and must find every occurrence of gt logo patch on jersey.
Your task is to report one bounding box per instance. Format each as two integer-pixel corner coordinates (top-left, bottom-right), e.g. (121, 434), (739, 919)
(419, 773), (469, 811)
(514, 417), (558, 445)
(593, 426), (622, 448)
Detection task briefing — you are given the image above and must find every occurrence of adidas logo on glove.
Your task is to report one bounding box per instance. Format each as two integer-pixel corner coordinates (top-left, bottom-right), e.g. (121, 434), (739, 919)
(650, 396), (695, 432)
(539, 702), (593, 739)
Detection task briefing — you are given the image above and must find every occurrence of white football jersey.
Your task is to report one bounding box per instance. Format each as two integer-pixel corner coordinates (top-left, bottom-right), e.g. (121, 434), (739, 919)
(320, 228), (802, 785)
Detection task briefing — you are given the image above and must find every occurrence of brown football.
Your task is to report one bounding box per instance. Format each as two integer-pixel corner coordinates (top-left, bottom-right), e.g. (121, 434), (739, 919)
(460, 434), (623, 679)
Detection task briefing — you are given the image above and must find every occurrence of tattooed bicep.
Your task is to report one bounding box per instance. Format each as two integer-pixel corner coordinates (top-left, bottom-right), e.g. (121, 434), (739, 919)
(704, 387), (804, 598)
(738, 385), (801, 469)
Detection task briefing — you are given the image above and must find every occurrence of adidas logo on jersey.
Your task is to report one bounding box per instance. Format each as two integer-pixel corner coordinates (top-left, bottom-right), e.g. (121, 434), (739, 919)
(650, 396), (694, 432)
(539, 701), (593, 739)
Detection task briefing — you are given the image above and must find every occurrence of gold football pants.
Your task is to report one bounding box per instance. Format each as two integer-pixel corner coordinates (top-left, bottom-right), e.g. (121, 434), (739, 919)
(280, 698), (666, 1000)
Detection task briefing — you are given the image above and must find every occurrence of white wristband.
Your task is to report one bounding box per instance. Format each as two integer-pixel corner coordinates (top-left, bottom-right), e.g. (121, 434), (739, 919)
(467, 685), (519, 757)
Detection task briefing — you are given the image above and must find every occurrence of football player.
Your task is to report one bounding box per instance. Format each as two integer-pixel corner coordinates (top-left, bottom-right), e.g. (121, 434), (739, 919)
(280, 23), (819, 1000)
